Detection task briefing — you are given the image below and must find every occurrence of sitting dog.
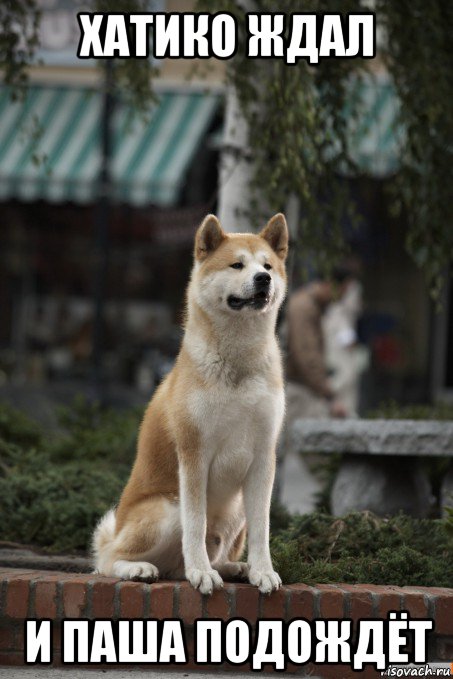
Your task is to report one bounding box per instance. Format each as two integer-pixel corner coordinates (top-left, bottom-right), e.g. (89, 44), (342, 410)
(93, 213), (288, 594)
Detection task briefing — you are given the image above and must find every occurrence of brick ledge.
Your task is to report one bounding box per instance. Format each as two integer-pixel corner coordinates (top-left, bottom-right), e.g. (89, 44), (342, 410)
(0, 568), (452, 675)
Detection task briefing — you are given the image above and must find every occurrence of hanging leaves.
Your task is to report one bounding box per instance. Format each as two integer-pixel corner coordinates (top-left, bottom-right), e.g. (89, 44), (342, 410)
(376, 0), (453, 297)
(199, 1), (453, 290)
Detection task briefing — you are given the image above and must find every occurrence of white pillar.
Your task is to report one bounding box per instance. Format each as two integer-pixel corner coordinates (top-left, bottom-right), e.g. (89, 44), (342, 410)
(217, 85), (255, 233)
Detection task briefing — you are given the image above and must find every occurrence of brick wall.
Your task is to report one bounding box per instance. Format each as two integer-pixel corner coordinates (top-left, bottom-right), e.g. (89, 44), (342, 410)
(0, 568), (452, 677)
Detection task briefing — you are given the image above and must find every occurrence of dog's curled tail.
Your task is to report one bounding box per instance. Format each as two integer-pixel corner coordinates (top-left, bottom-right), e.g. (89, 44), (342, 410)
(92, 508), (116, 574)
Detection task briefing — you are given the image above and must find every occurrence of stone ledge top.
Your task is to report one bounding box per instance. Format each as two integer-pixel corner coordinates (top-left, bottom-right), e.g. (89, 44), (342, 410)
(291, 418), (453, 456)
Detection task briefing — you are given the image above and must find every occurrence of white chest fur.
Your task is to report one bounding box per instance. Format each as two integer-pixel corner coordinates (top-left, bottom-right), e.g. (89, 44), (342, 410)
(187, 375), (285, 506)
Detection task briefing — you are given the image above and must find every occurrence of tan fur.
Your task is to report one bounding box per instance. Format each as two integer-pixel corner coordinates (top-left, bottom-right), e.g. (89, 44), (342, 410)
(93, 213), (289, 594)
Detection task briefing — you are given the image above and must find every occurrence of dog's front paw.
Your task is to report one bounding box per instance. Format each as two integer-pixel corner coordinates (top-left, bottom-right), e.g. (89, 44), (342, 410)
(248, 567), (282, 594)
(186, 568), (223, 595)
(217, 561), (249, 581)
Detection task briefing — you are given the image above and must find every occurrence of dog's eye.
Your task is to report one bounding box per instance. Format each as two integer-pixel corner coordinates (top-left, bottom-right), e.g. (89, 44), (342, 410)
(230, 262), (244, 270)
(264, 263), (272, 271)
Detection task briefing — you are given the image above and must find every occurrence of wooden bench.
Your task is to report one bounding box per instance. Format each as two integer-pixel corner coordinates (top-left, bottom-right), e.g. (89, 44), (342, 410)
(290, 419), (453, 517)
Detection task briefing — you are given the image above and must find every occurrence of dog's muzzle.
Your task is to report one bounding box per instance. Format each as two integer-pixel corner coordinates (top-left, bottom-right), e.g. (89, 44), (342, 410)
(227, 273), (272, 310)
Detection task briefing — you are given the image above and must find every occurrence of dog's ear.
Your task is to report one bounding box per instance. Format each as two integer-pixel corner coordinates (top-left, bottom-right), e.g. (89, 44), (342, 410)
(259, 213), (289, 260)
(195, 214), (226, 261)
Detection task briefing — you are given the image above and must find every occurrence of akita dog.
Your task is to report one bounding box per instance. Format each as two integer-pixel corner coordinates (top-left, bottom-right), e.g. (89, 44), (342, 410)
(93, 213), (288, 595)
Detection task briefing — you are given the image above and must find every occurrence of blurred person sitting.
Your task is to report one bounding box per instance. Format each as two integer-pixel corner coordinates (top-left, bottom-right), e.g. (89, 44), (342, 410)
(323, 278), (369, 417)
(285, 268), (353, 422)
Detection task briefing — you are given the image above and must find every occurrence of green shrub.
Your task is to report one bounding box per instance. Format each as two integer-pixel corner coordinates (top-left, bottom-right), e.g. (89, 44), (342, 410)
(49, 396), (139, 464)
(367, 400), (453, 421)
(0, 443), (125, 552)
(0, 402), (43, 448)
(270, 511), (453, 587)
(0, 399), (140, 552)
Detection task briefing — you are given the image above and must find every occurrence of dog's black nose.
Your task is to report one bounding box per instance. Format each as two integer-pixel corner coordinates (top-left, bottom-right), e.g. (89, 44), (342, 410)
(254, 272), (271, 288)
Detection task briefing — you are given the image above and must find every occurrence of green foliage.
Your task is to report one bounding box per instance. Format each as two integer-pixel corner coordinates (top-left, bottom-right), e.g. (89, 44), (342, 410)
(0, 399), (140, 552)
(376, 1), (453, 298)
(0, 441), (124, 552)
(444, 507), (453, 539)
(271, 511), (453, 587)
(0, 401), (43, 448)
(368, 399), (453, 421)
(0, 0), (40, 93)
(269, 499), (293, 533)
(1, 0), (156, 114)
(49, 396), (139, 464)
(309, 454), (342, 514)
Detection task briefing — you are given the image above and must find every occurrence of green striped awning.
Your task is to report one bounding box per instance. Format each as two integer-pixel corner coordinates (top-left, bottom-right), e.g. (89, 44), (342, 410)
(0, 86), (220, 206)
